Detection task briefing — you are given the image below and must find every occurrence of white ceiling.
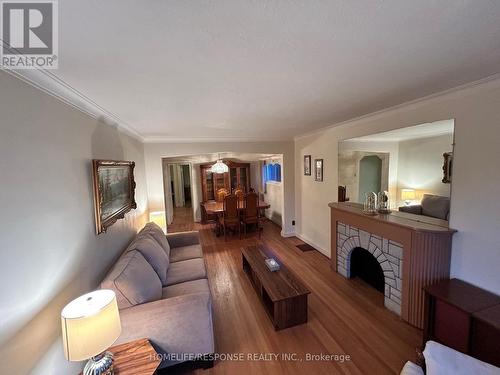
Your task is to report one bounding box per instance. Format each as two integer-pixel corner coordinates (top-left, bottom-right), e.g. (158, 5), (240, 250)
(346, 119), (454, 142)
(15, 1), (500, 141)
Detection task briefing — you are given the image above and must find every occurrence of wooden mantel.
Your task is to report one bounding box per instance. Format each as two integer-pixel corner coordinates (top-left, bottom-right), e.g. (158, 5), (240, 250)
(329, 202), (456, 329)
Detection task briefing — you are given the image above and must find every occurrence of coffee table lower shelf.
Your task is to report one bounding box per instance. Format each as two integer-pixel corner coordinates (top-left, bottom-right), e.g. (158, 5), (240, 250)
(242, 246), (310, 330)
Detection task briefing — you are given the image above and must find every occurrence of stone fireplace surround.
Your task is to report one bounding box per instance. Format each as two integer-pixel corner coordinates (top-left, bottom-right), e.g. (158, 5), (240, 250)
(329, 202), (455, 328)
(337, 222), (403, 315)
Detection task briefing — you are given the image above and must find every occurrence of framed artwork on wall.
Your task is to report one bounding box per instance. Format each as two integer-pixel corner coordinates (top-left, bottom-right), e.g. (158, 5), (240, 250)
(92, 160), (137, 234)
(442, 152), (453, 183)
(304, 155), (311, 176)
(315, 159), (323, 181)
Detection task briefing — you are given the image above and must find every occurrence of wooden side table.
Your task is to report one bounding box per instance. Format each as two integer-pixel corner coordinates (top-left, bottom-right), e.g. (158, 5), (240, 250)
(79, 338), (160, 375)
(471, 304), (500, 367)
(423, 278), (500, 366)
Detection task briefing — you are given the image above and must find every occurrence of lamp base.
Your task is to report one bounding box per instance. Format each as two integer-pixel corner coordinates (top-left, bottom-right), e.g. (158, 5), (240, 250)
(83, 351), (114, 375)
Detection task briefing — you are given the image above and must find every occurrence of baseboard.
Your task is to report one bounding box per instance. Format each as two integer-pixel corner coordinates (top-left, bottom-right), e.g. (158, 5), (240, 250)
(280, 230), (295, 237)
(294, 233), (330, 258)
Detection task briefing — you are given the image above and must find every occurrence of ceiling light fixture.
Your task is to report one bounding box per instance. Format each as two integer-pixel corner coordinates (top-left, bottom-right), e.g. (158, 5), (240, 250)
(210, 154), (229, 174)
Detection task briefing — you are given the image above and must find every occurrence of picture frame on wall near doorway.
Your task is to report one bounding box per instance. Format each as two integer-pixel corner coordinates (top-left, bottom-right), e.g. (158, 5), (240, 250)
(315, 159), (323, 182)
(304, 155), (311, 176)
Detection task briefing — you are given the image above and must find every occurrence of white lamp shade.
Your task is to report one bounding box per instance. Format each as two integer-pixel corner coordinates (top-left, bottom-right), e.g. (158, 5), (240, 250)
(401, 189), (416, 201)
(210, 159), (229, 174)
(61, 290), (121, 361)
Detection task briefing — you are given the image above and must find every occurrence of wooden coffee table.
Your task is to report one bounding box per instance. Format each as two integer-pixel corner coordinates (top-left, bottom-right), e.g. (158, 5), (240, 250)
(242, 244), (310, 330)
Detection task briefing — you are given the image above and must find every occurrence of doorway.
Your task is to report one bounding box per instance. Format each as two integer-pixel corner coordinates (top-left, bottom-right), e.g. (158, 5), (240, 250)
(166, 163), (193, 227)
(358, 155), (382, 200)
(170, 164), (192, 208)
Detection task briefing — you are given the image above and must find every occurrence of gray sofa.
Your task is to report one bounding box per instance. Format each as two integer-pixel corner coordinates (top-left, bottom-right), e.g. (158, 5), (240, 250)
(399, 194), (450, 220)
(101, 222), (214, 369)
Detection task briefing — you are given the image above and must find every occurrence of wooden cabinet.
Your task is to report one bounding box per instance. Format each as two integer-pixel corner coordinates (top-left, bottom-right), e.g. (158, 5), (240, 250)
(423, 278), (500, 367)
(200, 161), (251, 202)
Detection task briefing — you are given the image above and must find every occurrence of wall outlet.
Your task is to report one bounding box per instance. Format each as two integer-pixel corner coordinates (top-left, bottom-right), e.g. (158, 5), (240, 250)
(292, 220), (295, 226)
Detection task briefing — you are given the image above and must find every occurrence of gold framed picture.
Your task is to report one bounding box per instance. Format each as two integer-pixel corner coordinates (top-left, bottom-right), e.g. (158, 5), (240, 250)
(92, 160), (137, 234)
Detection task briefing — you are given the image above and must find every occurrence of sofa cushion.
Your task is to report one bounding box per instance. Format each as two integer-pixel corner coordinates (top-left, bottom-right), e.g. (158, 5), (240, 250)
(398, 205), (423, 215)
(169, 244), (203, 263)
(101, 251), (162, 309)
(400, 361), (424, 375)
(421, 194), (450, 220)
(166, 231), (200, 249)
(115, 293), (214, 368)
(165, 258), (207, 286)
(140, 222), (171, 258)
(129, 236), (169, 285)
(423, 340), (500, 375)
(162, 279), (210, 299)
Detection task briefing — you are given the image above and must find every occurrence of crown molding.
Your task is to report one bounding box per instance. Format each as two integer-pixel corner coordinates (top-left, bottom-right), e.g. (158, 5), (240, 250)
(2, 68), (144, 141)
(294, 72), (500, 141)
(7, 66), (499, 145)
(142, 135), (291, 144)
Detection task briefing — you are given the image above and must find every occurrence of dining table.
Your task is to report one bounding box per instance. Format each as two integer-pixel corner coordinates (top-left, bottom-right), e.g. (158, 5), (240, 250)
(201, 200), (270, 236)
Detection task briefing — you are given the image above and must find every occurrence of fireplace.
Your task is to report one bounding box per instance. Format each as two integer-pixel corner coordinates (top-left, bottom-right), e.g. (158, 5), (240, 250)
(330, 202), (455, 328)
(350, 247), (384, 293)
(336, 222), (403, 316)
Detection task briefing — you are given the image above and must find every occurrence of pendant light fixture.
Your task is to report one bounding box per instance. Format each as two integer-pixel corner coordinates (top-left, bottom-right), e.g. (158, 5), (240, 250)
(210, 153), (229, 174)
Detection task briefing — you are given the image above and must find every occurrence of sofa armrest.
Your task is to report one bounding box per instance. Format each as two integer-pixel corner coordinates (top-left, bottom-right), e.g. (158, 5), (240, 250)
(116, 293), (214, 368)
(166, 231), (200, 248)
(399, 205), (423, 215)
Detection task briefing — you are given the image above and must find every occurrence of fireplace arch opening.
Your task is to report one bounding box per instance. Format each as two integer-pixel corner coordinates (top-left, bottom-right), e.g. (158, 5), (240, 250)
(350, 247), (385, 293)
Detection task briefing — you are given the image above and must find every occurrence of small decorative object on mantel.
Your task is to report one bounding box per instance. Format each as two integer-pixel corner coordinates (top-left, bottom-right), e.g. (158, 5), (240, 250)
(314, 158), (323, 181)
(92, 160), (137, 234)
(442, 152), (453, 183)
(363, 192), (378, 215)
(377, 191), (391, 214)
(304, 155), (311, 176)
(265, 258), (280, 272)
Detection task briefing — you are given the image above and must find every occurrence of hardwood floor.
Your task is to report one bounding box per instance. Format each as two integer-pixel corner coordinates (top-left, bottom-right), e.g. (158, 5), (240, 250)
(166, 207), (422, 374)
(167, 205), (198, 232)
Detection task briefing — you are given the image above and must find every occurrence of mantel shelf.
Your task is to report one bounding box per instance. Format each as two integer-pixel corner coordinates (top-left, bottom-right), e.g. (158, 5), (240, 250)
(328, 202), (456, 234)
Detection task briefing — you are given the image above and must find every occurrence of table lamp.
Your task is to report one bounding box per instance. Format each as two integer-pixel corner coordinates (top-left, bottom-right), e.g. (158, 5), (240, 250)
(401, 189), (416, 206)
(61, 290), (121, 375)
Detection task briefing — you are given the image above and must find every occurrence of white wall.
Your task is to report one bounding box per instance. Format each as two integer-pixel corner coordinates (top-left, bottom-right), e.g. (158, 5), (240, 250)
(145, 142), (295, 235)
(0, 71), (149, 374)
(264, 182), (283, 225)
(295, 77), (500, 294)
(397, 134), (453, 203)
(262, 156), (284, 226)
(339, 140), (399, 205)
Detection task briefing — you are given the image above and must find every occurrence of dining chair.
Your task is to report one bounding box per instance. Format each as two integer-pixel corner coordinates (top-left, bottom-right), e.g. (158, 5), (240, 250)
(220, 194), (241, 241)
(233, 187), (245, 201)
(338, 185), (350, 202)
(241, 191), (262, 238)
(216, 188), (229, 202)
(200, 202), (217, 225)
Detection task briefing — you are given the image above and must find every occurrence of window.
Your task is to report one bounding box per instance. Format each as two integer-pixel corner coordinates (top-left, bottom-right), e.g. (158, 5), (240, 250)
(264, 163), (281, 183)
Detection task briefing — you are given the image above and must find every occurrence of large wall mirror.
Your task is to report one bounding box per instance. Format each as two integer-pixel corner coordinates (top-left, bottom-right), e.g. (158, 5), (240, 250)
(338, 119), (454, 221)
